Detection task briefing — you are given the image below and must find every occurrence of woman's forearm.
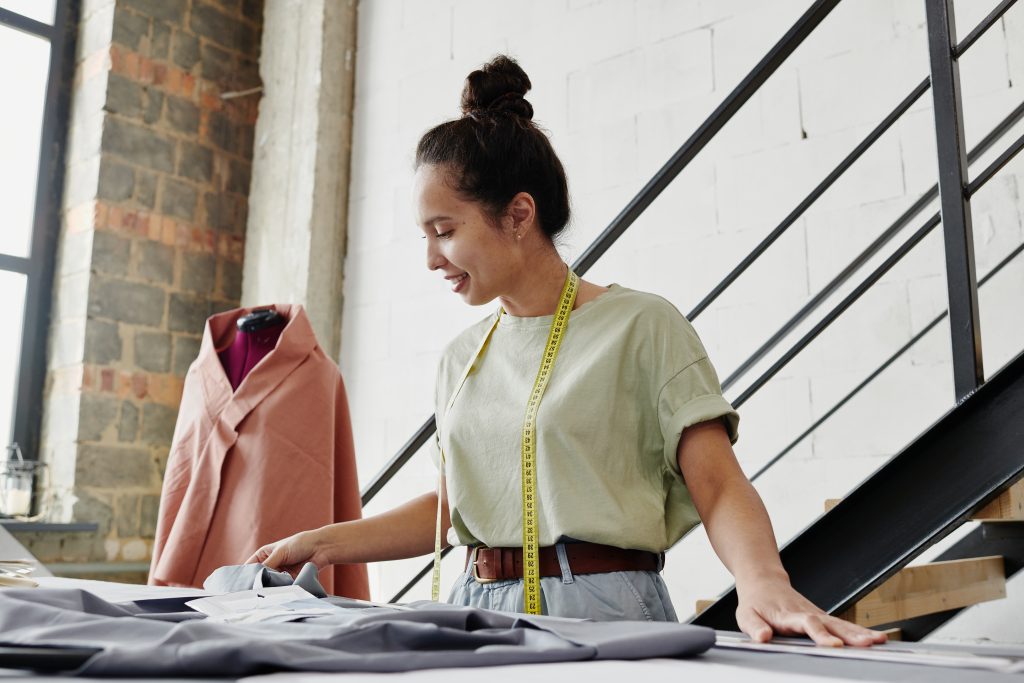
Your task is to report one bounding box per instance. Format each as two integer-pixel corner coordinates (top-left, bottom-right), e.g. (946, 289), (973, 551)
(701, 478), (788, 589)
(314, 489), (450, 565)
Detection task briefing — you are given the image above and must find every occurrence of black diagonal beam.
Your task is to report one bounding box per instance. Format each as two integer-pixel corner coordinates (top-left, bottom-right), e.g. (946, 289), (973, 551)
(360, 416), (436, 506)
(693, 349), (1024, 631)
(571, 0), (841, 275)
(926, 0), (984, 401)
(952, 0), (1018, 58)
(0, 7), (54, 39)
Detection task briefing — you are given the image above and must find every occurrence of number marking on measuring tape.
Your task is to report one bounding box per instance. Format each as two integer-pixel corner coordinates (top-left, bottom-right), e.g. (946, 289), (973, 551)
(521, 269), (579, 614)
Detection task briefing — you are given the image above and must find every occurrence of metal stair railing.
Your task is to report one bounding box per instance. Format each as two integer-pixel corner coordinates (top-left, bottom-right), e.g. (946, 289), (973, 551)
(373, 0), (1023, 603)
(694, 0), (1024, 630)
(687, 79), (928, 322)
(748, 237), (1024, 483)
(570, 0), (842, 274)
(730, 123), (1024, 410)
(692, 0), (1018, 345)
(719, 99), (1024, 394)
(688, 0), (1024, 320)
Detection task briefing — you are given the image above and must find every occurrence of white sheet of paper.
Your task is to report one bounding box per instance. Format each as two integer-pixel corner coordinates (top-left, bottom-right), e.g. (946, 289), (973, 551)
(185, 585), (338, 623)
(186, 585), (316, 615)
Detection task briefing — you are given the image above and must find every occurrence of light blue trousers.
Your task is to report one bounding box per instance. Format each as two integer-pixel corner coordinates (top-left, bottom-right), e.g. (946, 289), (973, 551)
(447, 544), (679, 622)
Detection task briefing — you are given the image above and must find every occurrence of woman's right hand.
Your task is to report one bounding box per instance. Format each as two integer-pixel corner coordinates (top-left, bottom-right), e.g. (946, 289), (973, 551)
(243, 490), (444, 572)
(246, 529), (329, 577)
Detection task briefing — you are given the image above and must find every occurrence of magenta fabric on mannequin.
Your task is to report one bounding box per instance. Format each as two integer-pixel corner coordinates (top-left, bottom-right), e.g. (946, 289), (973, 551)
(218, 321), (286, 390)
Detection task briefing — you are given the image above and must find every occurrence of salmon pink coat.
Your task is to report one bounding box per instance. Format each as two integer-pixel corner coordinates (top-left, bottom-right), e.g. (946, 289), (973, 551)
(148, 304), (369, 598)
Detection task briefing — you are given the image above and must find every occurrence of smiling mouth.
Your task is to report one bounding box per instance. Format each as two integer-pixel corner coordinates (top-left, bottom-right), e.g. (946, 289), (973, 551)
(450, 273), (468, 292)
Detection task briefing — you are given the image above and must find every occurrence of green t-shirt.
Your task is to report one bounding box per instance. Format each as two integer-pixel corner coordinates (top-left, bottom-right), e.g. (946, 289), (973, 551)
(431, 284), (739, 553)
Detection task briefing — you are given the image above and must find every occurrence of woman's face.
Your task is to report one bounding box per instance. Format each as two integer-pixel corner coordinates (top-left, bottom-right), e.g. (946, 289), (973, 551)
(414, 164), (518, 306)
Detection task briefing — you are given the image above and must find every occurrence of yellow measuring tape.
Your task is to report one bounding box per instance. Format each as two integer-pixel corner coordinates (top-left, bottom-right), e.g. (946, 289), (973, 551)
(432, 267), (580, 614)
(520, 268), (578, 612)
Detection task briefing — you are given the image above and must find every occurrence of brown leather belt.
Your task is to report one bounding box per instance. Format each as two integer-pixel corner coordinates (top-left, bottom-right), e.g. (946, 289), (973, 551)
(465, 542), (663, 583)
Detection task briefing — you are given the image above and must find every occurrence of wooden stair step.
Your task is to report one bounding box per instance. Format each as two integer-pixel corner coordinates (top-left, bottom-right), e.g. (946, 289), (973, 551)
(973, 480), (1024, 521)
(837, 556), (1005, 627)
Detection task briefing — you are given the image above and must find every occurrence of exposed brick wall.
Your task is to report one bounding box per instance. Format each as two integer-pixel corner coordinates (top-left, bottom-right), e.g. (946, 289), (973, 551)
(22, 0), (263, 574)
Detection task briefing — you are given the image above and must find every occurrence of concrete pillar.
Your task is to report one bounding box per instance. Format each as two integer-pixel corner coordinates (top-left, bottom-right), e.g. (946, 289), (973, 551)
(241, 0), (358, 361)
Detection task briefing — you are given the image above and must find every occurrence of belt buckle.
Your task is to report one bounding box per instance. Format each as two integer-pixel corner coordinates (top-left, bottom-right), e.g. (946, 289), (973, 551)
(471, 546), (497, 584)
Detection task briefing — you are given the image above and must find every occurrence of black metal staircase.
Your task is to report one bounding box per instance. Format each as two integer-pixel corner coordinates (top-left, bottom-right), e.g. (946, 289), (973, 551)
(694, 346), (1024, 631)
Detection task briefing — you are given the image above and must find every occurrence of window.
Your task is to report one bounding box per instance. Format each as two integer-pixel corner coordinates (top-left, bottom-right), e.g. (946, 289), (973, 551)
(0, 1), (74, 462)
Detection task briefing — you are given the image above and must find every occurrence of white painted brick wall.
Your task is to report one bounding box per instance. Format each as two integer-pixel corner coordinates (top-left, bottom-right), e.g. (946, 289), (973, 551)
(343, 0), (1024, 640)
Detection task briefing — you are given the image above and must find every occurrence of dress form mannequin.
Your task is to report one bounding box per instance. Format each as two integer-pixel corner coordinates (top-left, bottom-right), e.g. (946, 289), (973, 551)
(218, 309), (287, 391)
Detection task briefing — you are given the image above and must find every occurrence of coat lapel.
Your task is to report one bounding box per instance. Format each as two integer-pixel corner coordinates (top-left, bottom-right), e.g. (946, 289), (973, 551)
(158, 304), (320, 585)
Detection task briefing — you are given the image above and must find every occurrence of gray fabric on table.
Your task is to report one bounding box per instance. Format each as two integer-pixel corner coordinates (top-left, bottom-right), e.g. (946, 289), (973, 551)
(0, 587), (715, 677)
(204, 562), (383, 611)
(203, 561), (328, 597)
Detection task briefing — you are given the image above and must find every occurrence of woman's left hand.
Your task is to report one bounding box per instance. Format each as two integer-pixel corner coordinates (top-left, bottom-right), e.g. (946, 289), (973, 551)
(736, 576), (888, 647)
(677, 422), (888, 648)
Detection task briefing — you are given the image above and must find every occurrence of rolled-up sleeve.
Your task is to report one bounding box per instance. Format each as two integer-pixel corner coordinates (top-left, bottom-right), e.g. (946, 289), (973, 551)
(659, 356), (740, 476)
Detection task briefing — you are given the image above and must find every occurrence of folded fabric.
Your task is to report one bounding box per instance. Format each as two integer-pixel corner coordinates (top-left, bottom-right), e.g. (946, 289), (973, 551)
(203, 562), (327, 598)
(0, 587), (715, 677)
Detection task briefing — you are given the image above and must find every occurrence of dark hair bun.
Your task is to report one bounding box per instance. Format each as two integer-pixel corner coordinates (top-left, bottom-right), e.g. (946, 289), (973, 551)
(417, 53), (570, 241)
(460, 55), (534, 120)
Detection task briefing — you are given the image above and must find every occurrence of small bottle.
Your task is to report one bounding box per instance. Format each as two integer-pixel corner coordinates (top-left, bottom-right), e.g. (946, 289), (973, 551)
(1, 444), (35, 517)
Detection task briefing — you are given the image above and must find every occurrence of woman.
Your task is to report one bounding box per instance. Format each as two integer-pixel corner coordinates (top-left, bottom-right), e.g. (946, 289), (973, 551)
(250, 56), (886, 648)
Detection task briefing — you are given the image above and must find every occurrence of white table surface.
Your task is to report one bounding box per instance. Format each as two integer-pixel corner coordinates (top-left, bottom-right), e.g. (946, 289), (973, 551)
(5, 579), (1023, 682)
(33, 575), (209, 601)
